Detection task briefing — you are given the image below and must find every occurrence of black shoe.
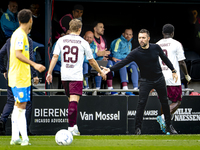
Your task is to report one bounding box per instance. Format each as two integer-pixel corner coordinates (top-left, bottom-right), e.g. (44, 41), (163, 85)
(0, 121), (5, 135)
(0, 130), (5, 135)
(135, 128), (141, 135)
(166, 125), (178, 134)
(0, 120), (4, 130)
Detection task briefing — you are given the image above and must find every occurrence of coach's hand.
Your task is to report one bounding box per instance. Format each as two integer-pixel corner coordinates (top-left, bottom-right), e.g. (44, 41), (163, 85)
(172, 72), (178, 83)
(46, 74), (52, 85)
(100, 66), (110, 75)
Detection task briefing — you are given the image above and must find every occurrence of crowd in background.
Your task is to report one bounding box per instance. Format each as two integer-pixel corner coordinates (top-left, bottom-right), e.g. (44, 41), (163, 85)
(0, 1), (200, 94)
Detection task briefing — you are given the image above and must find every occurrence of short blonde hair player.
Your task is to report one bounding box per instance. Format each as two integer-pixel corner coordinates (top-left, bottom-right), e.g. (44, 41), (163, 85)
(46, 19), (106, 135)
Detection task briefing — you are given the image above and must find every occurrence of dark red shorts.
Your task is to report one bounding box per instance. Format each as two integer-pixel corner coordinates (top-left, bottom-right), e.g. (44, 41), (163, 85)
(167, 85), (182, 102)
(62, 81), (83, 97)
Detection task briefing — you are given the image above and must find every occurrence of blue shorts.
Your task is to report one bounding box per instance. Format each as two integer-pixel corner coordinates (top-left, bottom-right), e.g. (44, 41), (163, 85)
(11, 86), (31, 103)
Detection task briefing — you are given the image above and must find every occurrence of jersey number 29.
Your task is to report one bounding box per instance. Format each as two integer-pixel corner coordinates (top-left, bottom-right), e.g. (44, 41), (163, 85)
(63, 45), (78, 63)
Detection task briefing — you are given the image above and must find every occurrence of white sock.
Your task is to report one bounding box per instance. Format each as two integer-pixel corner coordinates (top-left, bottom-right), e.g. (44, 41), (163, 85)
(123, 86), (128, 90)
(161, 114), (165, 121)
(121, 86), (128, 95)
(17, 108), (29, 141)
(11, 106), (20, 140)
(96, 87), (100, 90)
(108, 87), (113, 90)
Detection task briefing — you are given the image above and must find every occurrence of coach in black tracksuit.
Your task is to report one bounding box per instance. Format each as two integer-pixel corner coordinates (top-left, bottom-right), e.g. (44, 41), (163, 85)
(106, 29), (178, 135)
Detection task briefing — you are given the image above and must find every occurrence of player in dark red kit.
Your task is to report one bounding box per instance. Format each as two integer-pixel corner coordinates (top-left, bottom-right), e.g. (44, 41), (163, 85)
(46, 19), (106, 135)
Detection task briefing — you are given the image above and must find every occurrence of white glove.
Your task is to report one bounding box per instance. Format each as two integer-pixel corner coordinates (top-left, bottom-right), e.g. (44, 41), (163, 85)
(185, 74), (191, 82)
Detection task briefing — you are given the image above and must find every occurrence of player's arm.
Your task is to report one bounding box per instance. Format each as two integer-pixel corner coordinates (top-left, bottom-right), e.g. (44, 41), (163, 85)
(46, 54), (59, 84)
(15, 50), (46, 73)
(88, 58), (106, 80)
(179, 60), (191, 83)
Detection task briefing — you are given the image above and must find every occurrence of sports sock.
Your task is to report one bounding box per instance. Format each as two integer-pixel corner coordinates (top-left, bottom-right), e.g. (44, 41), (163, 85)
(122, 85), (128, 90)
(17, 108), (28, 141)
(11, 106), (20, 140)
(108, 86), (113, 90)
(122, 82), (128, 87)
(122, 85), (128, 95)
(107, 80), (113, 88)
(68, 101), (78, 127)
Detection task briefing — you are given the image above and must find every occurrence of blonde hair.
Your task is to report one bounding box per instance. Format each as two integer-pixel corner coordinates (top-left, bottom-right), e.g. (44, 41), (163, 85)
(69, 19), (82, 32)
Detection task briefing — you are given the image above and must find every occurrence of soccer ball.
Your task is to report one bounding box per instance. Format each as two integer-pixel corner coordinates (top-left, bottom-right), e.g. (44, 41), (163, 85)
(55, 129), (73, 145)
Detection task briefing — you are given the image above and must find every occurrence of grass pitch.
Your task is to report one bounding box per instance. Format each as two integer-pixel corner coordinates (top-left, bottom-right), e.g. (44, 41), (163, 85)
(0, 135), (200, 150)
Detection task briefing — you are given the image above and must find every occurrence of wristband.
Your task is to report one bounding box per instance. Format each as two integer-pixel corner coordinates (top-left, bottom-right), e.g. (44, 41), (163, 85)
(172, 70), (176, 73)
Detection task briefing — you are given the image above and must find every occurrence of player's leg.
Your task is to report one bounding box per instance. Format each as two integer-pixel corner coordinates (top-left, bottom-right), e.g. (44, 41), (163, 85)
(10, 86), (31, 145)
(106, 60), (113, 89)
(83, 62), (89, 89)
(129, 61), (139, 89)
(15, 102), (28, 141)
(26, 101), (32, 134)
(167, 86), (182, 114)
(0, 85), (15, 135)
(10, 104), (21, 145)
(160, 86), (182, 120)
(10, 87), (20, 145)
(25, 84), (33, 135)
(155, 77), (177, 134)
(170, 101), (181, 114)
(119, 65), (128, 90)
(117, 62), (132, 95)
(106, 60), (118, 95)
(95, 76), (102, 90)
(62, 81), (82, 135)
(68, 95), (79, 127)
(15, 86), (31, 145)
(135, 79), (153, 134)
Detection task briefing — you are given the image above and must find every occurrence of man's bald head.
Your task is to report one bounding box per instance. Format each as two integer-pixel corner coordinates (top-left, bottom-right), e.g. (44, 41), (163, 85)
(84, 31), (94, 44)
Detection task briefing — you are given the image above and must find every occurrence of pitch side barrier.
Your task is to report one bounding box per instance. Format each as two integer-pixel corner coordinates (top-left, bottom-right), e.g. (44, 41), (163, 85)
(0, 88), (194, 96)
(0, 89), (199, 136)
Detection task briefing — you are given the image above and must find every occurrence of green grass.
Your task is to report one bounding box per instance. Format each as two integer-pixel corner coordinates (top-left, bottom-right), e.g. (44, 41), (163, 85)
(0, 135), (200, 150)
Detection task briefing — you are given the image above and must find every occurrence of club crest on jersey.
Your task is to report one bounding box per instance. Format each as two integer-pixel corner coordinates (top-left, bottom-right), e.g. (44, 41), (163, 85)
(17, 41), (23, 47)
(19, 92), (24, 98)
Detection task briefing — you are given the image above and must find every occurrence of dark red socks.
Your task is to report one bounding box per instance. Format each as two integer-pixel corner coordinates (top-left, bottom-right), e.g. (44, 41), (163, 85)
(68, 101), (78, 127)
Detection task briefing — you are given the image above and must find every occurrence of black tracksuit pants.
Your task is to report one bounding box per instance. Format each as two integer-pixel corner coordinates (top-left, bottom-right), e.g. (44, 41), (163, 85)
(135, 76), (171, 130)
